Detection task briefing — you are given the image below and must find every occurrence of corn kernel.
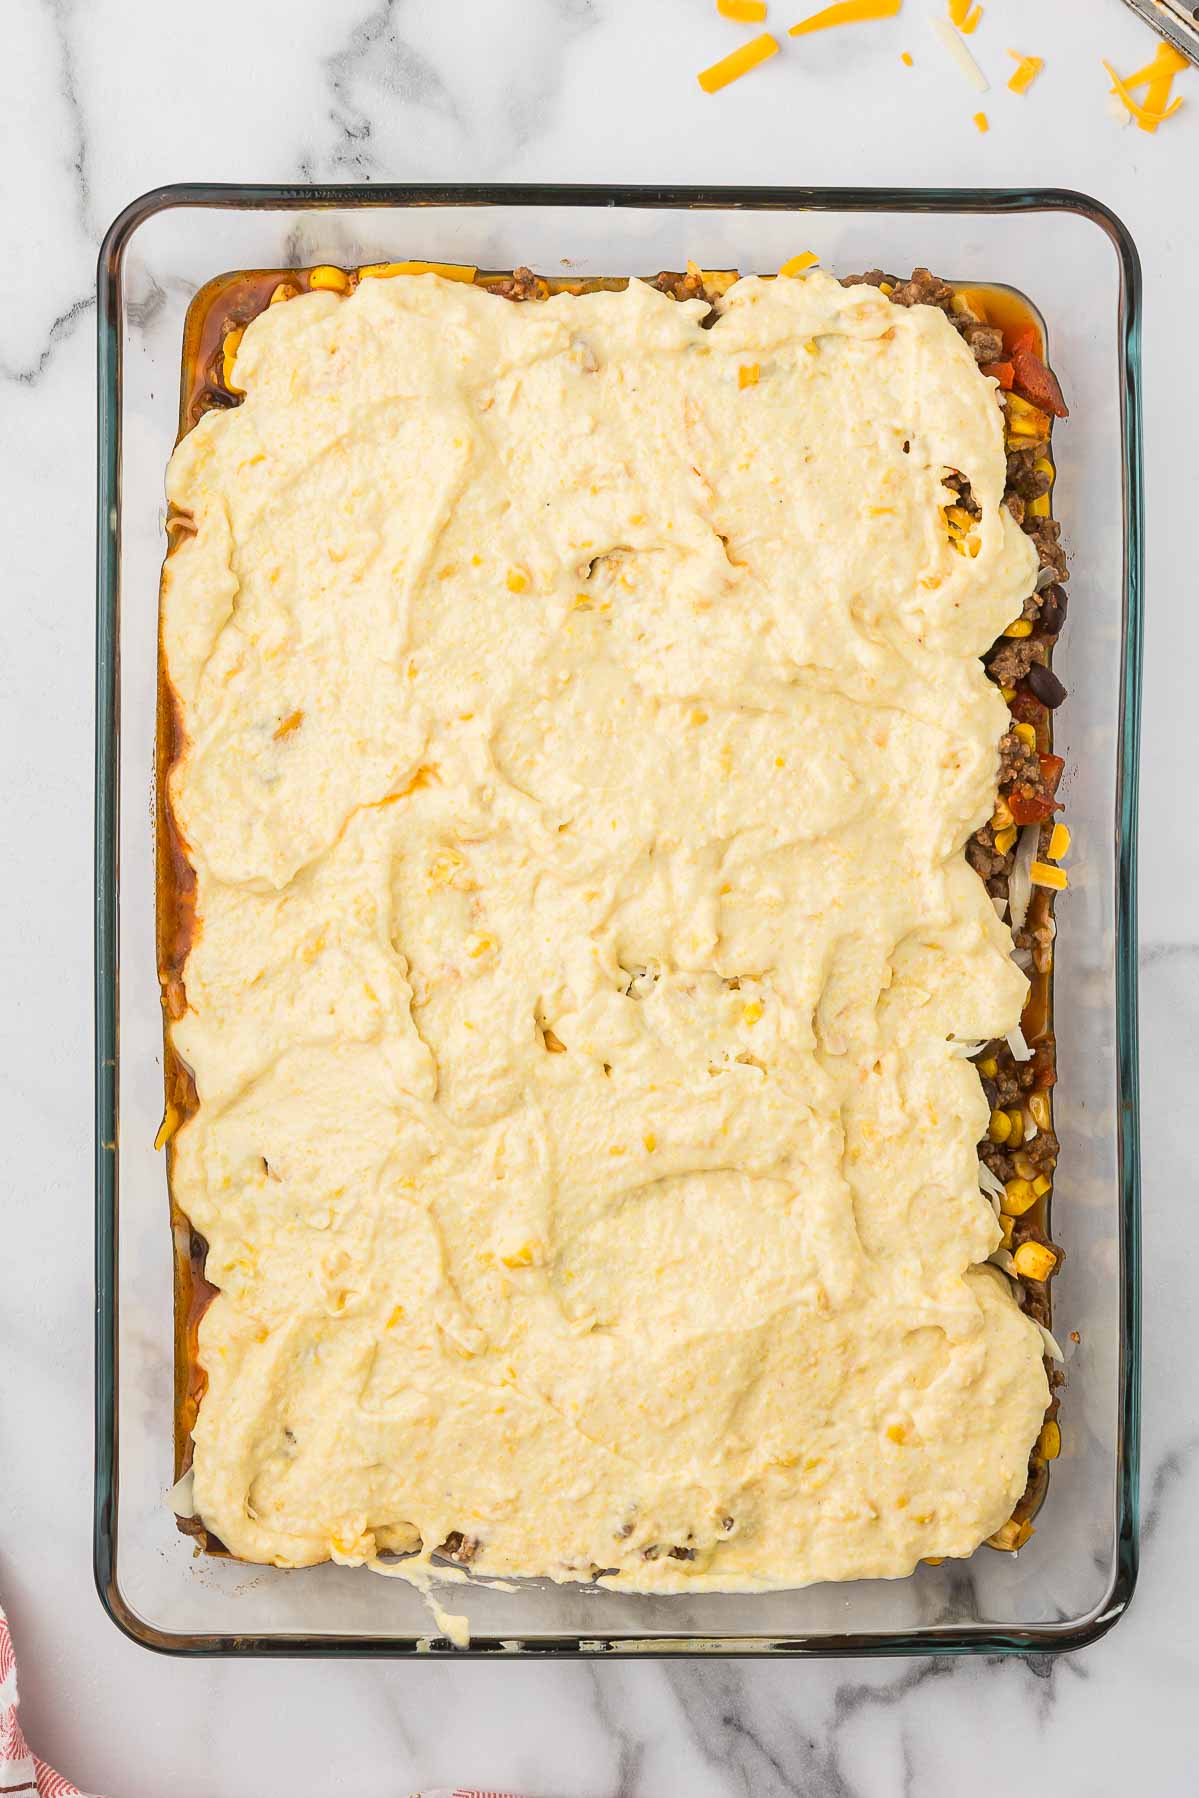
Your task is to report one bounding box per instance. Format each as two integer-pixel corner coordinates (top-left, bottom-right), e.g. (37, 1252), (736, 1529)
(1028, 493), (1051, 519)
(989, 1517), (1034, 1551)
(988, 1109), (1012, 1143)
(222, 327), (244, 392)
(1031, 860), (1068, 891)
(1028, 1091), (1052, 1132)
(1012, 1152), (1038, 1181)
(1032, 1173), (1052, 1197)
(1013, 1241), (1057, 1281)
(1038, 1419), (1062, 1460)
(992, 796), (1014, 830)
(978, 1056), (998, 1079)
(1000, 684), (1017, 702)
(999, 1215), (1015, 1248)
(1004, 618), (1034, 638)
(993, 825), (1017, 855)
(922, 1555), (944, 1566)
(309, 265), (350, 292)
(1048, 822), (1071, 861)
(153, 1102), (182, 1152)
(1005, 393), (1051, 435)
(1008, 1107), (1025, 1144)
(1002, 1177), (1038, 1216)
(1012, 721), (1037, 749)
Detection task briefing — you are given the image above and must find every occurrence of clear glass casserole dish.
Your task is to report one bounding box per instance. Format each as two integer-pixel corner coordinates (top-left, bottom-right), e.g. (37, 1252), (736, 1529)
(95, 184), (1142, 1658)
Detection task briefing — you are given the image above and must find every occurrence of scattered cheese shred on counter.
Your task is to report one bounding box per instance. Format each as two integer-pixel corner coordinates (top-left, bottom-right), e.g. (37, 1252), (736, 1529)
(973, 109), (988, 131)
(1006, 51), (1043, 94)
(779, 250), (820, 275)
(1139, 40), (1189, 130)
(949, 0), (983, 35)
(698, 30), (780, 90)
(929, 14), (988, 90)
(788, 0), (901, 38)
(1119, 43), (1188, 90)
(1103, 54), (1185, 132)
(718, 0), (769, 19)
(901, 49), (913, 65)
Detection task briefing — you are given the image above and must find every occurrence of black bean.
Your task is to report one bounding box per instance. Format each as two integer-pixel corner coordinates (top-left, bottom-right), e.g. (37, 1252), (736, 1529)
(1038, 583), (1068, 636)
(1026, 662), (1068, 708)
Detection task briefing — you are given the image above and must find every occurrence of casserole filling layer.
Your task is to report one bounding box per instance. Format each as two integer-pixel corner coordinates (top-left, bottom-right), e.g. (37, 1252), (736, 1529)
(162, 269), (1049, 1588)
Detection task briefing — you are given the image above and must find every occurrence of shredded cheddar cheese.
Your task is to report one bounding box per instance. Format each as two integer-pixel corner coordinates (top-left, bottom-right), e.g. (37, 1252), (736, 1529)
(900, 50), (913, 66)
(1119, 42), (1187, 92)
(359, 262), (478, 282)
(1140, 41), (1189, 132)
(738, 363), (761, 387)
(718, 0), (768, 18)
(788, 0), (901, 38)
(698, 31), (780, 91)
(779, 251), (820, 276)
(972, 110), (988, 132)
(1006, 51), (1044, 95)
(1103, 56), (1185, 132)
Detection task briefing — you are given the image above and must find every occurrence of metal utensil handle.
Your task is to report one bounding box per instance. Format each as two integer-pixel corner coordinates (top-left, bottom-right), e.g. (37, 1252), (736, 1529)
(1118, 0), (1199, 65)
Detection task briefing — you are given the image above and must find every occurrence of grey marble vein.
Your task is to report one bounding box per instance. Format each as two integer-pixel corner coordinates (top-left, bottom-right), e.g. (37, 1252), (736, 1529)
(41, 0), (93, 235)
(0, 292), (94, 385)
(320, 0), (464, 179)
(1143, 1435), (1199, 1542)
(581, 1663), (645, 1798)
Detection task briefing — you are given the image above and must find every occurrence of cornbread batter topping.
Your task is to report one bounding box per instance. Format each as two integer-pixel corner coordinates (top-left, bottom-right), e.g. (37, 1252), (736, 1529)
(163, 269), (1048, 1590)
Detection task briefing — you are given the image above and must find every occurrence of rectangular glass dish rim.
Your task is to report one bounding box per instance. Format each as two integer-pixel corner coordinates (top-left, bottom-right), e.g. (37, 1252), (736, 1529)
(95, 181), (1143, 1659)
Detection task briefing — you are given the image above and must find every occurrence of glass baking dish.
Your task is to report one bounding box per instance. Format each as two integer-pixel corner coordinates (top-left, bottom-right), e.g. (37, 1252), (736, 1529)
(95, 184), (1142, 1658)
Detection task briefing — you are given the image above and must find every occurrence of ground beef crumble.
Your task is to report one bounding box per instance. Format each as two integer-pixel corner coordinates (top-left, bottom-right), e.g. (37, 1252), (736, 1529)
(493, 266), (548, 302)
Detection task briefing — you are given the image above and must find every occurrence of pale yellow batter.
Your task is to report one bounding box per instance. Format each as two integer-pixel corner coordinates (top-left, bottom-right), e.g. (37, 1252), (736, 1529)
(162, 268), (1049, 1591)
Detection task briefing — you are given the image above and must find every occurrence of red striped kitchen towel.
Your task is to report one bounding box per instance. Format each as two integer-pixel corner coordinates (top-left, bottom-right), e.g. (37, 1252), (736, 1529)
(3, 1603), (532, 1798)
(0, 1606), (101, 1797)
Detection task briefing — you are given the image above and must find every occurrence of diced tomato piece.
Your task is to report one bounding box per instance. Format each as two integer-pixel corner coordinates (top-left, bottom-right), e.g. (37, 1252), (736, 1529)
(1007, 690), (1046, 728)
(1008, 324), (1041, 358)
(981, 359), (1015, 389)
(1008, 789), (1060, 825)
(1012, 348), (1069, 419)
(1039, 752), (1065, 795)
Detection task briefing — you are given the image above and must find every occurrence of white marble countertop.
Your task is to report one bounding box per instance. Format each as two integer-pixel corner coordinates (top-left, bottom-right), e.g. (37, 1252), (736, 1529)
(1, 0), (1195, 1792)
